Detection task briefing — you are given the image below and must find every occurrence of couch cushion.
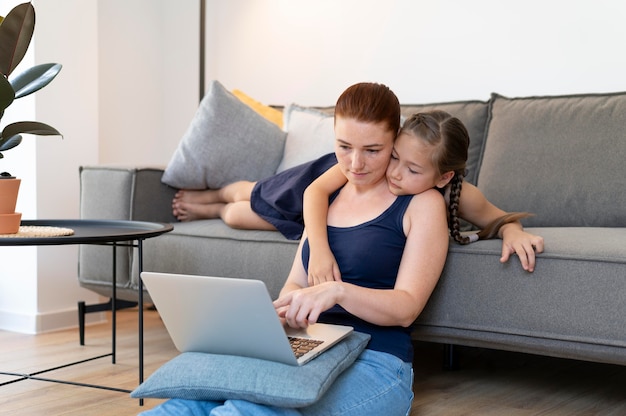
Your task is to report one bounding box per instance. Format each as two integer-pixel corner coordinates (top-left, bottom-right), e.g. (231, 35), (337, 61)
(414, 227), (626, 365)
(477, 92), (626, 227)
(162, 80), (286, 190)
(276, 104), (336, 173)
(400, 100), (490, 185)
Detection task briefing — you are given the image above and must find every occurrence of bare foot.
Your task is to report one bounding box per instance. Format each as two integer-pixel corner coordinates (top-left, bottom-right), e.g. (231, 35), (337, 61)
(173, 189), (222, 205)
(173, 201), (225, 222)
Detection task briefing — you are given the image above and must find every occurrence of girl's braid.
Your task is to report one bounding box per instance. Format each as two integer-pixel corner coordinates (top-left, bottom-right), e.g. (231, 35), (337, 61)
(447, 173), (470, 245)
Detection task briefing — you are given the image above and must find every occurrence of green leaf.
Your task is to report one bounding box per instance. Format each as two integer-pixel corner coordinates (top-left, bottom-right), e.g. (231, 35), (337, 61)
(2, 121), (62, 140)
(0, 133), (22, 151)
(10, 63), (62, 99)
(0, 74), (15, 112)
(0, 3), (35, 76)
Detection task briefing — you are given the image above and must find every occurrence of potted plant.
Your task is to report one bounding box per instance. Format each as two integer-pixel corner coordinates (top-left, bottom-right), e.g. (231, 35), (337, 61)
(0, 2), (62, 234)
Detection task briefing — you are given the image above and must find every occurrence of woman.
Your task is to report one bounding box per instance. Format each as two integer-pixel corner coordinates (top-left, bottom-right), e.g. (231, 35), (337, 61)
(147, 83), (516, 416)
(272, 84), (451, 415)
(144, 83), (449, 415)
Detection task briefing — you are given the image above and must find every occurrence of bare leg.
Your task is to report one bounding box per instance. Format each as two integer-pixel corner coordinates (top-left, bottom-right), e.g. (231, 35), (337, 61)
(173, 181), (256, 218)
(221, 201), (277, 231)
(217, 181), (257, 202)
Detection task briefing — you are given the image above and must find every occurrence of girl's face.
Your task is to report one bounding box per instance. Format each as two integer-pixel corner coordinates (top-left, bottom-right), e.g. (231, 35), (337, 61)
(386, 131), (453, 196)
(334, 117), (395, 188)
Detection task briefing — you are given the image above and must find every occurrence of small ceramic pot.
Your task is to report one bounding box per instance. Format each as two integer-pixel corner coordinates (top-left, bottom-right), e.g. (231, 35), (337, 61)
(0, 212), (22, 234)
(0, 178), (22, 234)
(0, 178), (21, 214)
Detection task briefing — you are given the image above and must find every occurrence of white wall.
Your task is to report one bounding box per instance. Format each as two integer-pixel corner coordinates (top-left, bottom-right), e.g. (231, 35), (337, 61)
(2, 0), (625, 333)
(97, 0), (199, 166)
(0, 0), (103, 333)
(205, 0), (626, 106)
(35, 0), (102, 328)
(1, 0), (199, 333)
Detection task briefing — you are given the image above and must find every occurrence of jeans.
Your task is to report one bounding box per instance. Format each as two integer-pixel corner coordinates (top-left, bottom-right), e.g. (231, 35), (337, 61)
(139, 350), (414, 416)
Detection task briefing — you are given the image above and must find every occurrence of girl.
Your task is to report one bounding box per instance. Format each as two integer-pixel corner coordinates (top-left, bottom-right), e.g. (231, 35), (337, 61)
(303, 110), (542, 286)
(172, 111), (542, 272)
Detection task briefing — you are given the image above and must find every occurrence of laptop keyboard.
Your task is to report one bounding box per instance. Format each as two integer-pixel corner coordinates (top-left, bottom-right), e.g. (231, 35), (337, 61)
(288, 336), (324, 358)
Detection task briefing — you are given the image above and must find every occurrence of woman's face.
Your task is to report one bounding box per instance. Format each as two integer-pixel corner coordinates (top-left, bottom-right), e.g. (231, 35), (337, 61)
(334, 117), (395, 188)
(386, 131), (450, 196)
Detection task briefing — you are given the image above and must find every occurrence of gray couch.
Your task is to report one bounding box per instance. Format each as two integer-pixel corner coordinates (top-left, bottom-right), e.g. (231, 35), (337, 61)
(78, 91), (626, 366)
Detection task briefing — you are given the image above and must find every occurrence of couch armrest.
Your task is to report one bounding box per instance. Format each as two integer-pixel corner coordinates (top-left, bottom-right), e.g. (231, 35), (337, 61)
(79, 165), (177, 223)
(78, 165), (177, 302)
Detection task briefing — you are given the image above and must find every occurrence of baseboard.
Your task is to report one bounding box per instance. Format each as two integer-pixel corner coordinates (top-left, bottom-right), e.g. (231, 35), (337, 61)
(0, 308), (105, 334)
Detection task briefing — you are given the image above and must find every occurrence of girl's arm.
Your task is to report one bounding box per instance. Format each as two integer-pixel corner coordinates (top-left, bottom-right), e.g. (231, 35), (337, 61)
(458, 182), (544, 272)
(302, 165), (347, 286)
(275, 189), (449, 328)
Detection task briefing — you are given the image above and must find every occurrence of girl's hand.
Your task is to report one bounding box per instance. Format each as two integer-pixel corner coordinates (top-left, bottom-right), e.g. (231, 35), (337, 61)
(499, 224), (545, 272)
(307, 247), (342, 286)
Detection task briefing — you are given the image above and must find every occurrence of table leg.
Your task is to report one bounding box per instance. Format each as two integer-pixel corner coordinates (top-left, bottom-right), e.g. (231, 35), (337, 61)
(138, 238), (145, 406)
(112, 242), (117, 364)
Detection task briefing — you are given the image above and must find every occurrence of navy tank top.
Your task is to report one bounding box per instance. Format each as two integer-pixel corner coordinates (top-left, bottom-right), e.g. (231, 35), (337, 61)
(301, 194), (414, 362)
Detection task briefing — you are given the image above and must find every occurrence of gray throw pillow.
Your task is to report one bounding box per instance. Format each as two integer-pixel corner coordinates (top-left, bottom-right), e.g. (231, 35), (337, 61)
(131, 331), (370, 408)
(161, 80), (287, 190)
(477, 92), (626, 227)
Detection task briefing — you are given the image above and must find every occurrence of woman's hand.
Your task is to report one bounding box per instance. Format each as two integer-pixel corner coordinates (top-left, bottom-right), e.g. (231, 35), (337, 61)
(274, 282), (343, 329)
(499, 223), (545, 272)
(307, 246), (342, 286)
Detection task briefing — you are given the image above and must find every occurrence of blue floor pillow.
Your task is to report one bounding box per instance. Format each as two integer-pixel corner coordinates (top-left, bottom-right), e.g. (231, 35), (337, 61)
(131, 331), (370, 408)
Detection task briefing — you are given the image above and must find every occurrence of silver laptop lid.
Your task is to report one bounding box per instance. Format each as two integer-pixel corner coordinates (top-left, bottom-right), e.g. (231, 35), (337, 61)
(141, 272), (352, 366)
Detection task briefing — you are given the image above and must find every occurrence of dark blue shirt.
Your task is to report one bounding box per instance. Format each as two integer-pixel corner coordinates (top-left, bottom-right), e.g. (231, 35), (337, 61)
(302, 194), (414, 362)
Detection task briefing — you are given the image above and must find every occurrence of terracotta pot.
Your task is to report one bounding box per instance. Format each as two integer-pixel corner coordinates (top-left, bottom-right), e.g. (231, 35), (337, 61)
(0, 178), (20, 214)
(0, 212), (22, 234)
(0, 178), (22, 234)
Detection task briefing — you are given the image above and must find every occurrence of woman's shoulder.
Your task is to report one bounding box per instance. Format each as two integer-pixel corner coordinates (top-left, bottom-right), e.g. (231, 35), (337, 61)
(405, 188), (447, 217)
(401, 189), (448, 236)
(411, 187), (447, 204)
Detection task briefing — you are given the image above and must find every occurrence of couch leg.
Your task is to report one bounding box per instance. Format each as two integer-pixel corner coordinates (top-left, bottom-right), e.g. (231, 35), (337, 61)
(78, 299), (138, 345)
(78, 301), (86, 346)
(443, 344), (459, 370)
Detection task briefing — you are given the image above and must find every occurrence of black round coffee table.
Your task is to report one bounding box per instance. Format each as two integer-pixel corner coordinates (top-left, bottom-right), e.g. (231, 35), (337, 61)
(0, 219), (172, 246)
(0, 219), (173, 398)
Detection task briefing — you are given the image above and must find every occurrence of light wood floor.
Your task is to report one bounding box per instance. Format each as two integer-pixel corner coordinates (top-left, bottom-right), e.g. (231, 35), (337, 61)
(0, 308), (624, 416)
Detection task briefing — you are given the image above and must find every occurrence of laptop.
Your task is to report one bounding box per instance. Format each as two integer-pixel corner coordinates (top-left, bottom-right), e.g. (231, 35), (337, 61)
(141, 271), (353, 366)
